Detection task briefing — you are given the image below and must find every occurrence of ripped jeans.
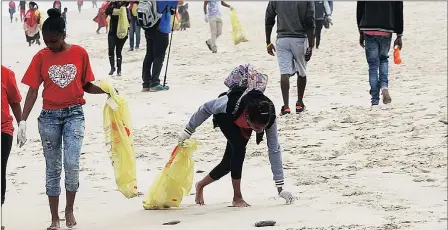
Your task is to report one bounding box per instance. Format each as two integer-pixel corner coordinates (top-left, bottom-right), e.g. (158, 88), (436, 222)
(38, 105), (85, 197)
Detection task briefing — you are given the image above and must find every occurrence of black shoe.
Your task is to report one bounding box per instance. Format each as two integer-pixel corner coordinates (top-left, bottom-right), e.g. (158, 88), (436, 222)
(116, 58), (122, 76)
(205, 40), (212, 51)
(109, 67), (116, 75)
(296, 102), (305, 113)
(108, 56), (115, 75)
(279, 106), (291, 116)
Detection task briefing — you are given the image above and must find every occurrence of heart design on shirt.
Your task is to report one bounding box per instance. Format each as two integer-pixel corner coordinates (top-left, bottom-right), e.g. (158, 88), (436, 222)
(48, 64), (77, 88)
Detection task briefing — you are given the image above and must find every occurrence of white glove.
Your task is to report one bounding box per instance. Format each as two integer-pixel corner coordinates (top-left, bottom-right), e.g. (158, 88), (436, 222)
(17, 120), (27, 148)
(326, 15), (333, 25)
(204, 14), (209, 23)
(279, 190), (296, 204)
(178, 128), (192, 145)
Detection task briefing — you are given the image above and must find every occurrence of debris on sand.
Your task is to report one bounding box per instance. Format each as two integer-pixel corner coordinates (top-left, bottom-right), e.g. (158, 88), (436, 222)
(163, 220), (181, 225)
(255, 220), (276, 227)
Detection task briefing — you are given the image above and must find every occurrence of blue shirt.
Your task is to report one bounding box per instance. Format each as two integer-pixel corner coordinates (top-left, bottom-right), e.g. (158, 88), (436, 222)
(157, 1), (178, 33)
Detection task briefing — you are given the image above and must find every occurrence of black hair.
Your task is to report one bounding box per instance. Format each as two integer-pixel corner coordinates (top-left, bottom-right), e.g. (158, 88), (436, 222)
(42, 8), (66, 34)
(246, 95), (274, 125)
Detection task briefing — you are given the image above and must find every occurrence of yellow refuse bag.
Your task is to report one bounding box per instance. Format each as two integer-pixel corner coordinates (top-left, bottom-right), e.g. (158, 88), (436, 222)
(171, 15), (181, 31)
(230, 9), (248, 45)
(143, 140), (198, 210)
(116, 7), (129, 39)
(99, 79), (138, 199)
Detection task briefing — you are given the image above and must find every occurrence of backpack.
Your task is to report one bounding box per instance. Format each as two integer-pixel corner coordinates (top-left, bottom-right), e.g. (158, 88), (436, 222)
(223, 64), (268, 115)
(137, 0), (163, 30)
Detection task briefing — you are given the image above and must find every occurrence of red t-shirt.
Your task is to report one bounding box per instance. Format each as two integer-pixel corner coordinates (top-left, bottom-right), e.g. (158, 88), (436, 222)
(1, 66), (22, 136)
(22, 45), (95, 110)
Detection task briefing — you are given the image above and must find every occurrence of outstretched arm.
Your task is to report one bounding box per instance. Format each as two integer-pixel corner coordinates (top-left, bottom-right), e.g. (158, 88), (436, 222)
(185, 95), (228, 133)
(221, 1), (232, 9)
(83, 82), (106, 94)
(265, 120), (285, 192)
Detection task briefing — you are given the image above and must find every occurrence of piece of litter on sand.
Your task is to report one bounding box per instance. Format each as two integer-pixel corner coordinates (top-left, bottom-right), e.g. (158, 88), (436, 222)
(196, 170), (205, 173)
(162, 220), (181, 225)
(255, 220), (276, 227)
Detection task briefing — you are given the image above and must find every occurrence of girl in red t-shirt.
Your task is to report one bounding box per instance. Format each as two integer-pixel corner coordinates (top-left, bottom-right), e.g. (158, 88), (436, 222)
(20, 9), (112, 230)
(24, 1), (41, 46)
(1, 66), (23, 230)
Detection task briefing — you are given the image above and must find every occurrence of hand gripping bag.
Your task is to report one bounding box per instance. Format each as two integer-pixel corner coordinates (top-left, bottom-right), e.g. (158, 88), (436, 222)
(99, 79), (138, 199)
(143, 140), (198, 209)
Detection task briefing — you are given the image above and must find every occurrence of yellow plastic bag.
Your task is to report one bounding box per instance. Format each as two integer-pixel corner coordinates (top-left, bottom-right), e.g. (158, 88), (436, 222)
(230, 9), (248, 45)
(143, 140), (198, 210)
(117, 7), (129, 39)
(36, 10), (45, 30)
(99, 79), (138, 199)
(171, 15), (181, 31)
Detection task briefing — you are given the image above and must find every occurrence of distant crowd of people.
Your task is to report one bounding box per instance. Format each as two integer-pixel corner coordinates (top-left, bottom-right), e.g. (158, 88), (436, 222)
(2, 1), (404, 230)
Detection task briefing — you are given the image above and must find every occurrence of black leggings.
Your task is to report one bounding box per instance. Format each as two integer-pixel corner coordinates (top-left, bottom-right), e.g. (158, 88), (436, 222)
(209, 116), (251, 180)
(108, 35), (127, 60)
(315, 20), (324, 48)
(1, 132), (13, 205)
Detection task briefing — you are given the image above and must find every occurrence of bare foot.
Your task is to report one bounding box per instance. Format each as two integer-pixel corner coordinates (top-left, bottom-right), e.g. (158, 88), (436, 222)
(65, 208), (77, 229)
(2, 225), (5, 230)
(232, 197), (250, 207)
(195, 182), (205, 205)
(47, 219), (60, 230)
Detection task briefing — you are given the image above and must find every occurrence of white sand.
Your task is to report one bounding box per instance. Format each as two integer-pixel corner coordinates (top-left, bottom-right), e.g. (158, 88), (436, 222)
(1, 1), (447, 229)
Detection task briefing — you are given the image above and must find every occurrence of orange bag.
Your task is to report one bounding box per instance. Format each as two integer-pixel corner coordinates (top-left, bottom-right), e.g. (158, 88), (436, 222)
(393, 46), (402, 64)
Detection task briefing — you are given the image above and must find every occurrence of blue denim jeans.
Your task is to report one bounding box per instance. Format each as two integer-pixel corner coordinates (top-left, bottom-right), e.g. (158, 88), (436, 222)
(129, 20), (141, 49)
(364, 34), (392, 105)
(38, 105), (85, 196)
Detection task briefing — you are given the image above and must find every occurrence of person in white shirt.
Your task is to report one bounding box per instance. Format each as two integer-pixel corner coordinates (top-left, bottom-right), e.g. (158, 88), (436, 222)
(203, 0), (233, 53)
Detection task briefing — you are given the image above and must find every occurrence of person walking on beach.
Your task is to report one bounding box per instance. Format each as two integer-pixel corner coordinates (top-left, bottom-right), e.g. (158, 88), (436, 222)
(141, 1), (178, 92)
(53, 1), (62, 12)
(357, 1), (403, 106)
(62, 7), (67, 31)
(9, 0), (16, 23)
(178, 65), (295, 207)
(94, 1), (109, 34)
(92, 0), (97, 8)
(19, 1), (26, 22)
(105, 1), (130, 76)
(314, 1), (332, 49)
(1, 66), (24, 230)
(77, 0), (83, 13)
(203, 0), (233, 53)
(265, 1), (315, 115)
(24, 1), (42, 46)
(128, 1), (141, 51)
(20, 8), (112, 230)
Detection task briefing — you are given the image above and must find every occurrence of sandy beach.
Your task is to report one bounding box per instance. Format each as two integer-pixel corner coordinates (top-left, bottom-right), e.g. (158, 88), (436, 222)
(1, 1), (447, 229)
